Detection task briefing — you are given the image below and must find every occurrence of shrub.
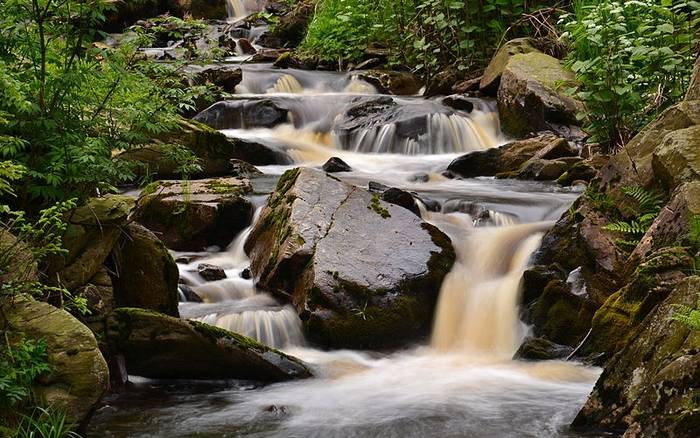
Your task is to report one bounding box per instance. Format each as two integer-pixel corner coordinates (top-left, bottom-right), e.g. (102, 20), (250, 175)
(561, 0), (700, 150)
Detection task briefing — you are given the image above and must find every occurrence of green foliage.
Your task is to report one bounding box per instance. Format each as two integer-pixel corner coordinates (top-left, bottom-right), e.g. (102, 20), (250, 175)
(0, 0), (202, 206)
(11, 407), (81, 438)
(561, 0), (700, 150)
(602, 186), (664, 246)
(0, 337), (50, 410)
(368, 194), (390, 218)
(301, 0), (547, 78)
(672, 295), (700, 331)
(0, 199), (88, 315)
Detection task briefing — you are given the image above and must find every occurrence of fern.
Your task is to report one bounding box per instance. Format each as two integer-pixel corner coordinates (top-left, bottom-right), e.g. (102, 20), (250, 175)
(620, 186), (663, 213)
(602, 186), (664, 246)
(672, 295), (700, 331)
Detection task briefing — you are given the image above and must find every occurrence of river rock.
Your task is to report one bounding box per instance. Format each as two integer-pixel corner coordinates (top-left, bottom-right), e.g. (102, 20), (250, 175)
(244, 168), (455, 349)
(497, 52), (580, 137)
(106, 307), (312, 381)
(514, 337), (573, 361)
(480, 38), (539, 94)
(447, 133), (570, 178)
(198, 263), (227, 281)
(356, 70), (423, 95)
(381, 187), (420, 217)
(230, 159), (263, 177)
(531, 279), (597, 347)
(572, 276), (700, 436)
(686, 55), (700, 100)
(110, 223), (180, 317)
(137, 177), (254, 251)
(262, 0), (315, 48)
(515, 158), (569, 181)
(183, 64), (243, 93)
(194, 99), (290, 129)
(1, 298), (109, 424)
(322, 157), (352, 173)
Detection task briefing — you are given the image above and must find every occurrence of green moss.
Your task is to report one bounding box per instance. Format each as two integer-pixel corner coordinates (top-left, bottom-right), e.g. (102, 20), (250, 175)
(368, 194), (390, 218)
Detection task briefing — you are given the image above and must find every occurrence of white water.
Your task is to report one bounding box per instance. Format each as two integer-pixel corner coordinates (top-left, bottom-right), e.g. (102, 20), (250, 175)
(226, 0), (266, 20)
(88, 50), (599, 437)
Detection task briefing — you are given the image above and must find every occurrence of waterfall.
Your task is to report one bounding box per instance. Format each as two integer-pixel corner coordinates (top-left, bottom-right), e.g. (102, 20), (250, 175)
(225, 0), (248, 19)
(428, 219), (552, 357)
(178, 207), (305, 349)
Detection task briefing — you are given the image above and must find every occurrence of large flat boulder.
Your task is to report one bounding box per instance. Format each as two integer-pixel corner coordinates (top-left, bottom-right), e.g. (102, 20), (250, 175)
(106, 308), (312, 381)
(137, 177), (254, 251)
(497, 52), (580, 137)
(2, 298), (109, 424)
(244, 168), (455, 349)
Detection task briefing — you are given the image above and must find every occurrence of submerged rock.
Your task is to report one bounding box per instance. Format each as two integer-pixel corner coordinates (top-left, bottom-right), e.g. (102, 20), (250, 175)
(110, 224), (180, 317)
(2, 298), (109, 424)
(322, 157), (352, 173)
(514, 337), (573, 361)
(198, 263), (227, 281)
(137, 177), (254, 251)
(194, 99), (289, 130)
(244, 168), (455, 349)
(106, 308), (312, 381)
(497, 52), (580, 137)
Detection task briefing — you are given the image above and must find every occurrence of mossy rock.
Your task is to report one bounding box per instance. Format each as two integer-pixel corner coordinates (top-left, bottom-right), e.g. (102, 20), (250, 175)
(652, 125), (700, 190)
(106, 307), (312, 381)
(480, 37), (539, 94)
(573, 276), (700, 436)
(0, 230), (38, 284)
(245, 168), (455, 349)
(531, 279), (597, 347)
(1, 298), (109, 424)
(69, 195), (135, 226)
(497, 52), (581, 137)
(110, 223), (180, 317)
(137, 177), (254, 251)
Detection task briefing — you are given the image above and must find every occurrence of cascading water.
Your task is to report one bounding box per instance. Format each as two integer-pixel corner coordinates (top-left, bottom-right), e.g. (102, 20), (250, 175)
(89, 32), (601, 436)
(177, 207), (305, 349)
(226, 0), (266, 20)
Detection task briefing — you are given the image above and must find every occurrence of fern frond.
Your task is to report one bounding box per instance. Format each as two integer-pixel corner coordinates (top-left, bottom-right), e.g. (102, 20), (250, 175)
(603, 220), (646, 235)
(621, 186), (663, 214)
(672, 300), (700, 331)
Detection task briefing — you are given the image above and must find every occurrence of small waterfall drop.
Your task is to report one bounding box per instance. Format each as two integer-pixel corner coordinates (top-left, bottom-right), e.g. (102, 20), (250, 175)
(428, 219), (551, 356)
(177, 207), (305, 349)
(226, 0), (266, 20)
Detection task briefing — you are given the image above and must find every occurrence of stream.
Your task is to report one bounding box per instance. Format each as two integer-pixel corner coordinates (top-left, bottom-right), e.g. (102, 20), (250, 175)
(86, 5), (601, 437)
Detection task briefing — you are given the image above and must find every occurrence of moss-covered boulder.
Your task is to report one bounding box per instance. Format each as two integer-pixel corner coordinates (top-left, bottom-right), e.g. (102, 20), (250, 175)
(531, 279), (597, 347)
(106, 307), (312, 381)
(447, 133), (574, 178)
(497, 52), (581, 137)
(244, 168), (455, 349)
(572, 276), (700, 436)
(515, 158), (570, 181)
(137, 177), (254, 251)
(686, 55), (700, 101)
(584, 247), (694, 358)
(652, 125), (700, 190)
(480, 38), (539, 94)
(261, 0), (315, 48)
(1, 298), (109, 424)
(49, 195), (135, 291)
(110, 223), (180, 317)
(0, 230), (38, 284)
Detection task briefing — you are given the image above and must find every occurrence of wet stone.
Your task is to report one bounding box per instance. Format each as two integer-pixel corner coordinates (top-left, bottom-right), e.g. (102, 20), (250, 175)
(198, 263), (227, 281)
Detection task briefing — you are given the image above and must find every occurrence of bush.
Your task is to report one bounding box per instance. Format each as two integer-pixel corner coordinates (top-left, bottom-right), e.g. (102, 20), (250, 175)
(301, 0), (547, 79)
(561, 0), (700, 150)
(0, 0), (203, 207)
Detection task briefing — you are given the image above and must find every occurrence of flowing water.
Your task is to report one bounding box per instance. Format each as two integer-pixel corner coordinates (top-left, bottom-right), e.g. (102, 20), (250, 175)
(87, 10), (602, 437)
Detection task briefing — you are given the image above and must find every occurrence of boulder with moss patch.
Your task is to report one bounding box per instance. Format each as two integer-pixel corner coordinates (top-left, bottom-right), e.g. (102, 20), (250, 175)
(106, 307), (311, 381)
(244, 168), (455, 349)
(110, 223), (180, 317)
(572, 276), (700, 436)
(480, 38), (539, 94)
(497, 52), (581, 137)
(137, 177), (254, 251)
(1, 298), (109, 424)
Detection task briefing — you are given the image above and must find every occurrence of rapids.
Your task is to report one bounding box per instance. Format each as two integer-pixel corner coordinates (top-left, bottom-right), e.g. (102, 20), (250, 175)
(87, 13), (601, 438)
